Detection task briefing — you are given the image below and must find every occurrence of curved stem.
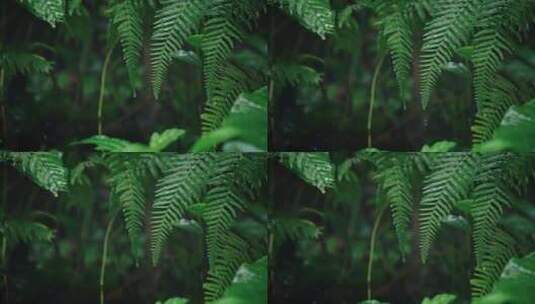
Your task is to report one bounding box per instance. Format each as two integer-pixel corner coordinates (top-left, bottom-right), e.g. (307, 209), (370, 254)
(97, 47), (114, 135)
(100, 211), (118, 304)
(367, 203), (387, 301)
(367, 55), (385, 148)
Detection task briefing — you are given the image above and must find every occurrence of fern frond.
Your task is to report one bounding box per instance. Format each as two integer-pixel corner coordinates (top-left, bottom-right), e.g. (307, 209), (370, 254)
(151, 0), (206, 98)
(201, 63), (259, 133)
(203, 231), (251, 302)
(16, 0), (65, 27)
(272, 0), (335, 39)
(419, 153), (478, 262)
(2, 152), (68, 196)
(3, 219), (55, 245)
(471, 154), (514, 264)
(471, 228), (516, 298)
(419, 0), (481, 108)
(272, 217), (321, 244)
(0, 51), (53, 80)
(278, 152), (335, 193)
(110, 0), (144, 88)
(471, 77), (518, 145)
(150, 154), (216, 264)
(111, 162), (146, 242)
(380, 159), (414, 256)
(382, 5), (413, 94)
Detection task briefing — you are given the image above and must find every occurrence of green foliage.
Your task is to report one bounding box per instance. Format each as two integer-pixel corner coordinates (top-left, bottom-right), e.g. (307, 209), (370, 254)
(272, 0), (335, 39)
(419, 0), (480, 108)
(419, 153), (478, 262)
(474, 252), (535, 304)
(109, 0), (144, 88)
(16, 0), (65, 27)
(193, 87), (268, 152)
(0, 51), (53, 83)
(475, 100), (535, 152)
(0, 151), (68, 196)
(277, 152), (335, 193)
(421, 294), (456, 304)
(150, 0), (206, 98)
(213, 256), (267, 304)
(356, 152), (535, 298)
(75, 128), (185, 152)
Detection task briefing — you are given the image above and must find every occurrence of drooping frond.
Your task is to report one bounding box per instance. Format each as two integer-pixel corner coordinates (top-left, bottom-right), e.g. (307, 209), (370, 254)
(271, 61), (322, 87)
(271, 217), (322, 245)
(366, 1), (416, 94)
(201, 63), (259, 133)
(471, 77), (518, 145)
(0, 51), (53, 80)
(470, 153), (514, 264)
(201, 0), (263, 95)
(110, 161), (146, 242)
(203, 231), (251, 302)
(1, 151), (68, 196)
(109, 0), (144, 88)
(278, 152), (335, 193)
(378, 158), (414, 256)
(472, 0), (535, 107)
(419, 153), (478, 262)
(151, 0), (206, 98)
(2, 219), (55, 245)
(151, 154), (216, 264)
(471, 228), (516, 298)
(272, 0), (335, 39)
(203, 154), (262, 266)
(419, 0), (481, 108)
(16, 0), (65, 27)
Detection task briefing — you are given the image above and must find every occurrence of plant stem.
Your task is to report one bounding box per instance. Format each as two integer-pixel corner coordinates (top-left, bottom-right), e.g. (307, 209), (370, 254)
(367, 203), (387, 300)
(97, 47), (114, 135)
(367, 55), (385, 148)
(100, 211), (118, 304)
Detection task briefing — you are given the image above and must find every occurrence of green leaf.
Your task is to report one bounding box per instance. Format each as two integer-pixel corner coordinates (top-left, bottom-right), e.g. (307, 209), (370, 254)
(420, 293), (456, 304)
(192, 87), (267, 152)
(421, 141), (457, 152)
(213, 256), (267, 304)
(475, 100), (535, 152)
(149, 128), (186, 151)
(474, 252), (535, 304)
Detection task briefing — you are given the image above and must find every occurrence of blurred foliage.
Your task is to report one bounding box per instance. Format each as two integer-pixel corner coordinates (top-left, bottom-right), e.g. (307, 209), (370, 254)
(270, 152), (535, 304)
(272, 0), (535, 151)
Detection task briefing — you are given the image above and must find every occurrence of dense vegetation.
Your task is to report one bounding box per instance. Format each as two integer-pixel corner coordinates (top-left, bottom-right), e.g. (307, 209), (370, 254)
(270, 151), (535, 303)
(1, 0), (535, 304)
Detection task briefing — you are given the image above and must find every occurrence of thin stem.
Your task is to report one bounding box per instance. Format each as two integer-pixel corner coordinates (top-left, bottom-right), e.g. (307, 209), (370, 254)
(367, 55), (385, 148)
(100, 211), (118, 304)
(97, 47), (114, 135)
(2, 236), (7, 304)
(367, 203), (387, 301)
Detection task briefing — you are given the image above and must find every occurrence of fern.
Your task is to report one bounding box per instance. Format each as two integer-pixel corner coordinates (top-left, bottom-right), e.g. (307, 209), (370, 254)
(271, 217), (322, 245)
(2, 219), (55, 245)
(201, 63), (259, 133)
(471, 77), (518, 144)
(0, 51), (53, 81)
(203, 231), (251, 302)
(151, 0), (206, 98)
(419, 0), (481, 108)
(1, 151), (68, 196)
(150, 154), (216, 264)
(277, 152), (335, 193)
(470, 154), (514, 264)
(471, 228), (516, 298)
(109, 0), (144, 88)
(272, 0), (335, 39)
(378, 157), (414, 256)
(472, 0), (535, 108)
(419, 153), (478, 262)
(16, 0), (65, 27)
